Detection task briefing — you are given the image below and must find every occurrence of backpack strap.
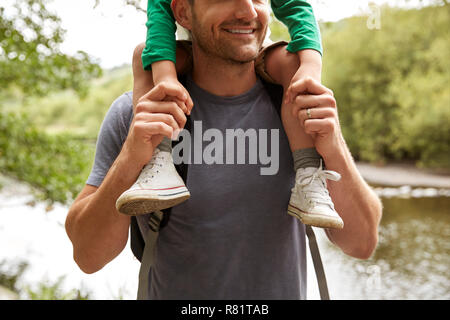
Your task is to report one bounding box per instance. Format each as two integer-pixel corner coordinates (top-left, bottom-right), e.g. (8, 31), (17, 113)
(305, 225), (330, 300)
(261, 80), (284, 116)
(137, 210), (163, 300)
(130, 216), (144, 262)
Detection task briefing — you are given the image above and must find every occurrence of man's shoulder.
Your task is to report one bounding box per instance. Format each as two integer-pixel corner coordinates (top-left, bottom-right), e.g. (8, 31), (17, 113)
(103, 91), (133, 130)
(110, 91), (133, 118)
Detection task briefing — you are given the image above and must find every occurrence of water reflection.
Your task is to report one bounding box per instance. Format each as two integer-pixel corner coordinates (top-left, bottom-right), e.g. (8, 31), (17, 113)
(321, 196), (450, 300)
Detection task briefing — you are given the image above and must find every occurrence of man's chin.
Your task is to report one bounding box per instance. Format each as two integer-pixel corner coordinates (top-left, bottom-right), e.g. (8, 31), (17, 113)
(224, 44), (261, 64)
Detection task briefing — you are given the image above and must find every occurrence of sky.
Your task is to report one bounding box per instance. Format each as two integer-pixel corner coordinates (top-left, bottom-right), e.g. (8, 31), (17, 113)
(44, 0), (428, 69)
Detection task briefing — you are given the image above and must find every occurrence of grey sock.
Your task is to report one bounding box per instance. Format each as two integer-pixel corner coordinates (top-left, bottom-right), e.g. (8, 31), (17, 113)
(292, 148), (323, 171)
(157, 137), (172, 153)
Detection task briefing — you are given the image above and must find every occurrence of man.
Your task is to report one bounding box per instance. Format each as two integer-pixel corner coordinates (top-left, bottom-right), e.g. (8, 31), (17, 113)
(65, 0), (382, 299)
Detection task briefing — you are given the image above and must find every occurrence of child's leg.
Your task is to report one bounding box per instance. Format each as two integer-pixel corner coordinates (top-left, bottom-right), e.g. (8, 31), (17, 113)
(281, 92), (343, 230)
(116, 43), (192, 216)
(132, 43), (153, 112)
(281, 98), (321, 169)
(263, 46), (321, 169)
(131, 43), (173, 153)
(131, 42), (192, 153)
(263, 45), (343, 229)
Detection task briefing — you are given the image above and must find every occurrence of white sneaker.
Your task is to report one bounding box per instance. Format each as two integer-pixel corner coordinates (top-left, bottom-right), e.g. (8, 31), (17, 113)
(116, 148), (190, 216)
(287, 161), (344, 229)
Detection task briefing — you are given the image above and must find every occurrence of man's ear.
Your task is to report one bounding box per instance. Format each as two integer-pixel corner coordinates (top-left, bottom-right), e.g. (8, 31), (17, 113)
(171, 0), (193, 30)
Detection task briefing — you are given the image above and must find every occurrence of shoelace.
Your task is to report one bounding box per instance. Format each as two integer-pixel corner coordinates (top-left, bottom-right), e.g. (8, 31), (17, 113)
(141, 151), (167, 183)
(296, 160), (341, 207)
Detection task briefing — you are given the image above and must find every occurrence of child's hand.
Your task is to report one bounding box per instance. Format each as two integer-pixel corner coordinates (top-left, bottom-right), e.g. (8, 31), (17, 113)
(152, 60), (194, 115)
(285, 63), (322, 105)
(285, 49), (322, 104)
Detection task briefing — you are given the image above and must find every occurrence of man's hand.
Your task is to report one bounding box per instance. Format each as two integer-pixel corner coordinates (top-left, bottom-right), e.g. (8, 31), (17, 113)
(289, 77), (345, 163)
(122, 82), (188, 168)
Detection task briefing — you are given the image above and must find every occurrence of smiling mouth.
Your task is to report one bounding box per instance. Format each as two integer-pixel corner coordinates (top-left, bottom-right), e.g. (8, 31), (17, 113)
(223, 29), (256, 35)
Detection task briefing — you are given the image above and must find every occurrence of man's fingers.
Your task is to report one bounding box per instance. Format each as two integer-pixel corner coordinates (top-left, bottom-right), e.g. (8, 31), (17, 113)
(142, 82), (188, 103)
(168, 92), (194, 115)
(286, 77), (331, 99)
(135, 100), (187, 129)
(136, 112), (180, 131)
(304, 118), (337, 136)
(187, 95), (194, 115)
(139, 82), (194, 115)
(291, 94), (337, 118)
(297, 107), (337, 126)
(185, 93), (194, 115)
(164, 96), (189, 114)
(134, 121), (175, 141)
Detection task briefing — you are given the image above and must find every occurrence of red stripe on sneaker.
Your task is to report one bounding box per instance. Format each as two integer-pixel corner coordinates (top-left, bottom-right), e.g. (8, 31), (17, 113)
(139, 186), (186, 191)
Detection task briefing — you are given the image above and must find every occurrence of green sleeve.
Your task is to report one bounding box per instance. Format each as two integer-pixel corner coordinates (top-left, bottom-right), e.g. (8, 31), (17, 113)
(141, 0), (177, 70)
(271, 0), (323, 56)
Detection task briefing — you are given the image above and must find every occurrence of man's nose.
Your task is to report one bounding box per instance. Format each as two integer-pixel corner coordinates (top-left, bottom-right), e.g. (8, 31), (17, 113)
(234, 0), (258, 21)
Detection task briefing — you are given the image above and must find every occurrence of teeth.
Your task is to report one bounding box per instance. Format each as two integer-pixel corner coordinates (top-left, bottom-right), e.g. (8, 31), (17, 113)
(227, 29), (253, 34)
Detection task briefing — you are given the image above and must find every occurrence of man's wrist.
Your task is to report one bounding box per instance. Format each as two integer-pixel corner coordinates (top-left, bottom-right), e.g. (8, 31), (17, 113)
(119, 134), (154, 171)
(321, 137), (353, 172)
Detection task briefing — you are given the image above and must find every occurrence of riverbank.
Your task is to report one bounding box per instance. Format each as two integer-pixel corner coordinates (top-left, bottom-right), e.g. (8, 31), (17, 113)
(356, 162), (450, 188)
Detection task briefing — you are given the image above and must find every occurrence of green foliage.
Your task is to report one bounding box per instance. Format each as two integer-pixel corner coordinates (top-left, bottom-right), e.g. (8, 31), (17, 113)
(320, 5), (450, 168)
(8, 66), (133, 139)
(270, 4), (450, 168)
(0, 0), (102, 97)
(269, 12), (290, 42)
(0, 111), (94, 204)
(25, 276), (91, 300)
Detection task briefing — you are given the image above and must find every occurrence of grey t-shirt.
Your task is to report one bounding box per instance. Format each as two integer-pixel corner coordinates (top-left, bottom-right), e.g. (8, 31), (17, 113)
(87, 76), (307, 299)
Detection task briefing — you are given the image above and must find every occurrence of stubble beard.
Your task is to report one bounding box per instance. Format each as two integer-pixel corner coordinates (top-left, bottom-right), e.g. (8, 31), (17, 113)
(191, 11), (267, 66)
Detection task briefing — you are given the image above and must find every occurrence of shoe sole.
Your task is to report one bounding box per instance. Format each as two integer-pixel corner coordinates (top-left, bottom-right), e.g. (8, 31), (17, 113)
(287, 204), (344, 229)
(116, 187), (190, 216)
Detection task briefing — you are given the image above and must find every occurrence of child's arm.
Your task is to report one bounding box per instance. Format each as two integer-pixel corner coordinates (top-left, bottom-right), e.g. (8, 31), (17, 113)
(264, 46), (322, 89)
(133, 45), (193, 117)
(266, 1), (323, 100)
(271, 0), (323, 58)
(136, 1), (193, 114)
(142, 0), (177, 73)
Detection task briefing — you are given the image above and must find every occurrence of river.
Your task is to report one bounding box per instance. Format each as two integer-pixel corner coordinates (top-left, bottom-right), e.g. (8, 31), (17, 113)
(0, 173), (449, 300)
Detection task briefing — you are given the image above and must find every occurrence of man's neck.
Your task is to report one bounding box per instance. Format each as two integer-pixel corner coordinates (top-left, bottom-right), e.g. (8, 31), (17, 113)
(190, 46), (258, 97)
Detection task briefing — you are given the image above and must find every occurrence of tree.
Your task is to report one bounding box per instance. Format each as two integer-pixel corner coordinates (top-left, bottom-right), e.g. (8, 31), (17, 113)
(321, 4), (450, 168)
(0, 0), (102, 97)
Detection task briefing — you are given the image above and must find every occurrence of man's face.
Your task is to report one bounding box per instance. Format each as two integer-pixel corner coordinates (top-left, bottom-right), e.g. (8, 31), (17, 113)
(188, 0), (270, 64)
